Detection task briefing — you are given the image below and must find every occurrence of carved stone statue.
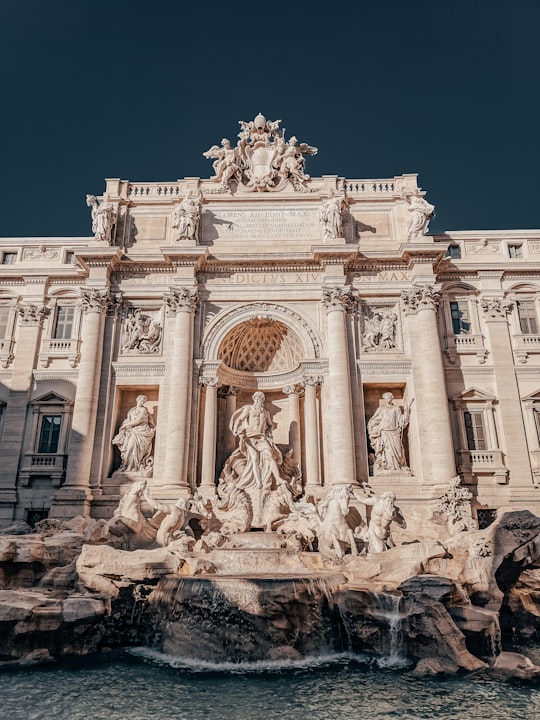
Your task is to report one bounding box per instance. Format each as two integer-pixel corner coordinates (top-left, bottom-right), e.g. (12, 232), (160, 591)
(203, 138), (242, 191)
(319, 191), (347, 240)
(86, 194), (116, 244)
(121, 308), (163, 354)
(356, 489), (406, 553)
(143, 491), (194, 547)
(367, 392), (410, 474)
(203, 114), (317, 193)
(172, 190), (202, 242)
(405, 191), (435, 238)
(218, 391), (299, 530)
(112, 395), (156, 475)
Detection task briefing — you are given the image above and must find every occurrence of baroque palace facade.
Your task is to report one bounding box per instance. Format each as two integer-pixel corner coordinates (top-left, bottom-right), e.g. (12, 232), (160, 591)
(1, 113), (540, 530)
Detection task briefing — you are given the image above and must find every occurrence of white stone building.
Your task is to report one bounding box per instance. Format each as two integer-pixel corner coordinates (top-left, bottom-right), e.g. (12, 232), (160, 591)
(1, 114), (540, 530)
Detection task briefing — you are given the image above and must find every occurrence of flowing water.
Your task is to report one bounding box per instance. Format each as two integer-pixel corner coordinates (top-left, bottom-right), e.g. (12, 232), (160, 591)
(1, 650), (539, 720)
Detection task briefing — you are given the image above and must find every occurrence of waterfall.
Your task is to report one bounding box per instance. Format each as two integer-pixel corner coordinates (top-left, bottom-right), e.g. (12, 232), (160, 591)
(377, 594), (408, 669)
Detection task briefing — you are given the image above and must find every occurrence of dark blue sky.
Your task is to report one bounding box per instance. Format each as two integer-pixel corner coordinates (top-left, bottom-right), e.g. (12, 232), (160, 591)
(1, 0), (538, 237)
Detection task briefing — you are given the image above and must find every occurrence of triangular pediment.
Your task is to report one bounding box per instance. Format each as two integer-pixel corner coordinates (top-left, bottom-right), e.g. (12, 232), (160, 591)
(522, 390), (540, 402)
(32, 391), (70, 405)
(453, 387), (497, 402)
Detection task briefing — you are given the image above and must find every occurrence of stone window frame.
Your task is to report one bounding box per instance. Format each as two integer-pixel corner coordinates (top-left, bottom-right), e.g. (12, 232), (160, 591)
(38, 293), (82, 368)
(521, 390), (540, 487)
(508, 285), (540, 364)
(1, 250), (19, 265)
(451, 388), (507, 484)
(0, 296), (18, 368)
(19, 392), (73, 488)
(442, 284), (486, 364)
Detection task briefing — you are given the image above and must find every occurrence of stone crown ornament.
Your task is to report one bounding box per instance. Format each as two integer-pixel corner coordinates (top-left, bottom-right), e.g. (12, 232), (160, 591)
(203, 113), (318, 193)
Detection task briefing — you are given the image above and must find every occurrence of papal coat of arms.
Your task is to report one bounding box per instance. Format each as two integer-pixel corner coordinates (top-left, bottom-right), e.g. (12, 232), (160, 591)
(203, 113), (317, 193)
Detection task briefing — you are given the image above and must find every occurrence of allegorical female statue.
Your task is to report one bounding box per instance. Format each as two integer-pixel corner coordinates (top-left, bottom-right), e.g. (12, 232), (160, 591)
(367, 392), (410, 474)
(112, 395), (156, 475)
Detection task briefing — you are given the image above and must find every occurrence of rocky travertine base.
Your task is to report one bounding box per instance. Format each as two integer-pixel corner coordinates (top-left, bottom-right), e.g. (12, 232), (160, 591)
(0, 511), (540, 680)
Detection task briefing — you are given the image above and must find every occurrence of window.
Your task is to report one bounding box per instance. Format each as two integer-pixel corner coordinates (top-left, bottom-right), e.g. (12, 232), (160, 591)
(508, 244), (523, 259)
(37, 415), (62, 453)
(450, 300), (471, 334)
(53, 307), (75, 339)
(65, 251), (75, 264)
(464, 411), (486, 450)
(517, 300), (538, 334)
(0, 306), (9, 339)
(446, 244), (461, 259)
(534, 409), (540, 445)
(1, 252), (17, 265)
(26, 509), (49, 527)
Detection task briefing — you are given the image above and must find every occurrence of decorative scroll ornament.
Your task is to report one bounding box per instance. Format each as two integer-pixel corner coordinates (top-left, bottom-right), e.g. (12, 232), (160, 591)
(481, 297), (513, 319)
(404, 190), (435, 238)
(79, 288), (114, 314)
(401, 284), (441, 313)
(163, 287), (198, 315)
(321, 286), (354, 311)
(203, 113), (317, 193)
(86, 194), (116, 244)
(16, 303), (47, 325)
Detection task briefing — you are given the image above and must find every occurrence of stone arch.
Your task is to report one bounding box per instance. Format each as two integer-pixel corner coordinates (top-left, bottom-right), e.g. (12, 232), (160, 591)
(202, 302), (321, 364)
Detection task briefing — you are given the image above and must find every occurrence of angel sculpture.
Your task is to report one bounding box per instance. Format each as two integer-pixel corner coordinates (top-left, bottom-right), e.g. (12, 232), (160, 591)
(202, 138), (242, 190)
(274, 135), (318, 189)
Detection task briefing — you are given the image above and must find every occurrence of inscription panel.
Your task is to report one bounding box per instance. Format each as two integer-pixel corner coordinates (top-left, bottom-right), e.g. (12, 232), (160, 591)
(201, 209), (319, 243)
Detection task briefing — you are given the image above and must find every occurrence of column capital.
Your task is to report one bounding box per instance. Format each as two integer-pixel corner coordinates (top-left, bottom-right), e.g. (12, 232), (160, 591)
(321, 285), (354, 312)
(481, 297), (513, 319)
(282, 384), (304, 397)
(301, 375), (321, 388)
(16, 303), (48, 326)
(164, 287), (198, 315)
(401, 284), (441, 314)
(78, 287), (115, 314)
(199, 374), (220, 388)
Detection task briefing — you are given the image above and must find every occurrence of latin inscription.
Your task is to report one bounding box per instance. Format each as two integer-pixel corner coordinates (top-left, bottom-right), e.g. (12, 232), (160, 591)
(202, 209), (319, 242)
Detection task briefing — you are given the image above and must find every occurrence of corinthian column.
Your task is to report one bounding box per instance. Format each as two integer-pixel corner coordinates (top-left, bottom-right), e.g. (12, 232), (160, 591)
(283, 384), (302, 469)
(163, 287), (198, 493)
(52, 288), (113, 518)
(401, 284), (455, 484)
(199, 375), (219, 495)
(302, 376), (321, 491)
(322, 286), (357, 485)
(481, 297), (532, 486)
(0, 303), (47, 523)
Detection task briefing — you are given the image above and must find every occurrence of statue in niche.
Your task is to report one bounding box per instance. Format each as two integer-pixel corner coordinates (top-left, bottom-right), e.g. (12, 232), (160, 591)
(86, 194), (116, 244)
(112, 395), (156, 475)
(121, 308), (163, 354)
(319, 190), (347, 240)
(172, 190), (202, 242)
(367, 392), (410, 474)
(362, 308), (398, 351)
(356, 489), (406, 553)
(405, 191), (435, 237)
(218, 391), (300, 530)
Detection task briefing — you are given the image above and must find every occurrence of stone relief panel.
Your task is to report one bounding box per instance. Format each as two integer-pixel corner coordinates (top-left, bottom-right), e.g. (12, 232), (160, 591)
(360, 304), (401, 353)
(120, 307), (164, 355)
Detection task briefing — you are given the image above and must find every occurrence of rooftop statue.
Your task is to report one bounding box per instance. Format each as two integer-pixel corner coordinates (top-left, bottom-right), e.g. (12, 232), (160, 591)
(203, 113), (317, 193)
(404, 190), (435, 237)
(86, 194), (116, 244)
